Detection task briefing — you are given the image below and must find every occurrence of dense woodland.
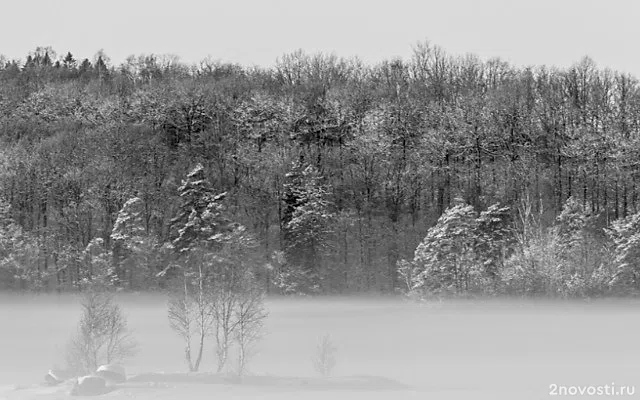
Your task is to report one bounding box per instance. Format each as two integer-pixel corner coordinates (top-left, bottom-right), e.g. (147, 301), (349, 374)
(1, 42), (640, 297)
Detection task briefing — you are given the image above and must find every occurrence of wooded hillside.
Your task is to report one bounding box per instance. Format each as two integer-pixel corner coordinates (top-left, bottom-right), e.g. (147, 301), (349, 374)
(0, 42), (638, 297)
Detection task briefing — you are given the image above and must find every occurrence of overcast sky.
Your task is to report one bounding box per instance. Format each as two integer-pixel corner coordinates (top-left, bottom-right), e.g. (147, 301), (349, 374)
(2, 0), (638, 75)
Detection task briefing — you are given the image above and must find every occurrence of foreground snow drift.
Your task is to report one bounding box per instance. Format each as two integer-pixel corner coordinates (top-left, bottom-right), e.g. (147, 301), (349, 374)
(2, 373), (414, 400)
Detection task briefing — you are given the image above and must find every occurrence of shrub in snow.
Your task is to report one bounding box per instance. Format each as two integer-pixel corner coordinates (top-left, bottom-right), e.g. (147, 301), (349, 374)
(313, 333), (337, 377)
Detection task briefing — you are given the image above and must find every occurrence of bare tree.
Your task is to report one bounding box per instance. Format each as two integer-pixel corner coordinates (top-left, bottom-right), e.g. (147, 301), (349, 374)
(66, 290), (137, 375)
(208, 228), (266, 374)
(210, 283), (238, 373)
(233, 271), (268, 376)
(167, 256), (214, 373)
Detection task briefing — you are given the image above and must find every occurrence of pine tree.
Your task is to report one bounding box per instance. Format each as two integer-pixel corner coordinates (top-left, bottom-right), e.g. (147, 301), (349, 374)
(412, 199), (478, 295)
(63, 52), (76, 69)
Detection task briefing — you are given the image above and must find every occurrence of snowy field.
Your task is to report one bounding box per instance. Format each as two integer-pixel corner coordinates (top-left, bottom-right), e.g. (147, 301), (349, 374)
(0, 294), (639, 399)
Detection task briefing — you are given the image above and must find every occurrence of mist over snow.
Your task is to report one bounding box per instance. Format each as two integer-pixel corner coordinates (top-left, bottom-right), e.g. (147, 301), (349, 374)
(0, 294), (639, 399)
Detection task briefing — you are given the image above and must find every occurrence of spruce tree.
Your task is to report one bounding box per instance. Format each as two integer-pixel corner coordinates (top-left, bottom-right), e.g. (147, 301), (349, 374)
(63, 51), (76, 69)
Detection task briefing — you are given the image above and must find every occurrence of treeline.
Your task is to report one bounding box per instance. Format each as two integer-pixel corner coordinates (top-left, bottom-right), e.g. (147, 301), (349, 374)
(0, 42), (639, 297)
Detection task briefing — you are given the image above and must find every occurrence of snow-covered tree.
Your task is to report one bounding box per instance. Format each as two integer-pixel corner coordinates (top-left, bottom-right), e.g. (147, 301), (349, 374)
(412, 199), (479, 295)
(410, 200), (515, 297)
(111, 197), (157, 289)
(81, 238), (118, 289)
(500, 226), (564, 296)
(0, 199), (41, 290)
(169, 164), (235, 255)
(164, 164), (234, 372)
(501, 197), (611, 298)
(475, 203), (514, 286)
(396, 258), (421, 297)
(281, 161), (335, 293)
(111, 197), (146, 247)
(164, 163), (264, 372)
(608, 211), (640, 294)
(554, 197), (610, 297)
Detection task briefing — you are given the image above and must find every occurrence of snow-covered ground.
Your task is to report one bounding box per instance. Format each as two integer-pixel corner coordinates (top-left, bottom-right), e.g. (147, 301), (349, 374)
(0, 294), (638, 399)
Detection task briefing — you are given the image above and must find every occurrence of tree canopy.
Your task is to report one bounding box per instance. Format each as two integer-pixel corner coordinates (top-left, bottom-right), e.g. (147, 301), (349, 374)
(0, 42), (639, 297)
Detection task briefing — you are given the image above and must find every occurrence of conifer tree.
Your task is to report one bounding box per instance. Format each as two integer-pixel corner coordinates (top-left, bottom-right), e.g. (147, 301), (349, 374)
(78, 58), (92, 76)
(41, 51), (52, 67)
(412, 199), (478, 294)
(111, 197), (157, 288)
(165, 164), (240, 372)
(63, 52), (76, 69)
(170, 164), (234, 254)
(95, 55), (109, 80)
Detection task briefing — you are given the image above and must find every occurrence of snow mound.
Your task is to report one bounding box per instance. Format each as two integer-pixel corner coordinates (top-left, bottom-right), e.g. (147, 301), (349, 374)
(44, 368), (74, 386)
(96, 364), (127, 384)
(70, 375), (108, 396)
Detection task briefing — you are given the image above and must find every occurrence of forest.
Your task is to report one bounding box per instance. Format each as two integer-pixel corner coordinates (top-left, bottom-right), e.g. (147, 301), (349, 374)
(0, 41), (639, 298)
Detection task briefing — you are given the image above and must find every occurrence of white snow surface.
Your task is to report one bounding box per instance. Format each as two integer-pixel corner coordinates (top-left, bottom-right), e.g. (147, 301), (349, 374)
(0, 294), (639, 399)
